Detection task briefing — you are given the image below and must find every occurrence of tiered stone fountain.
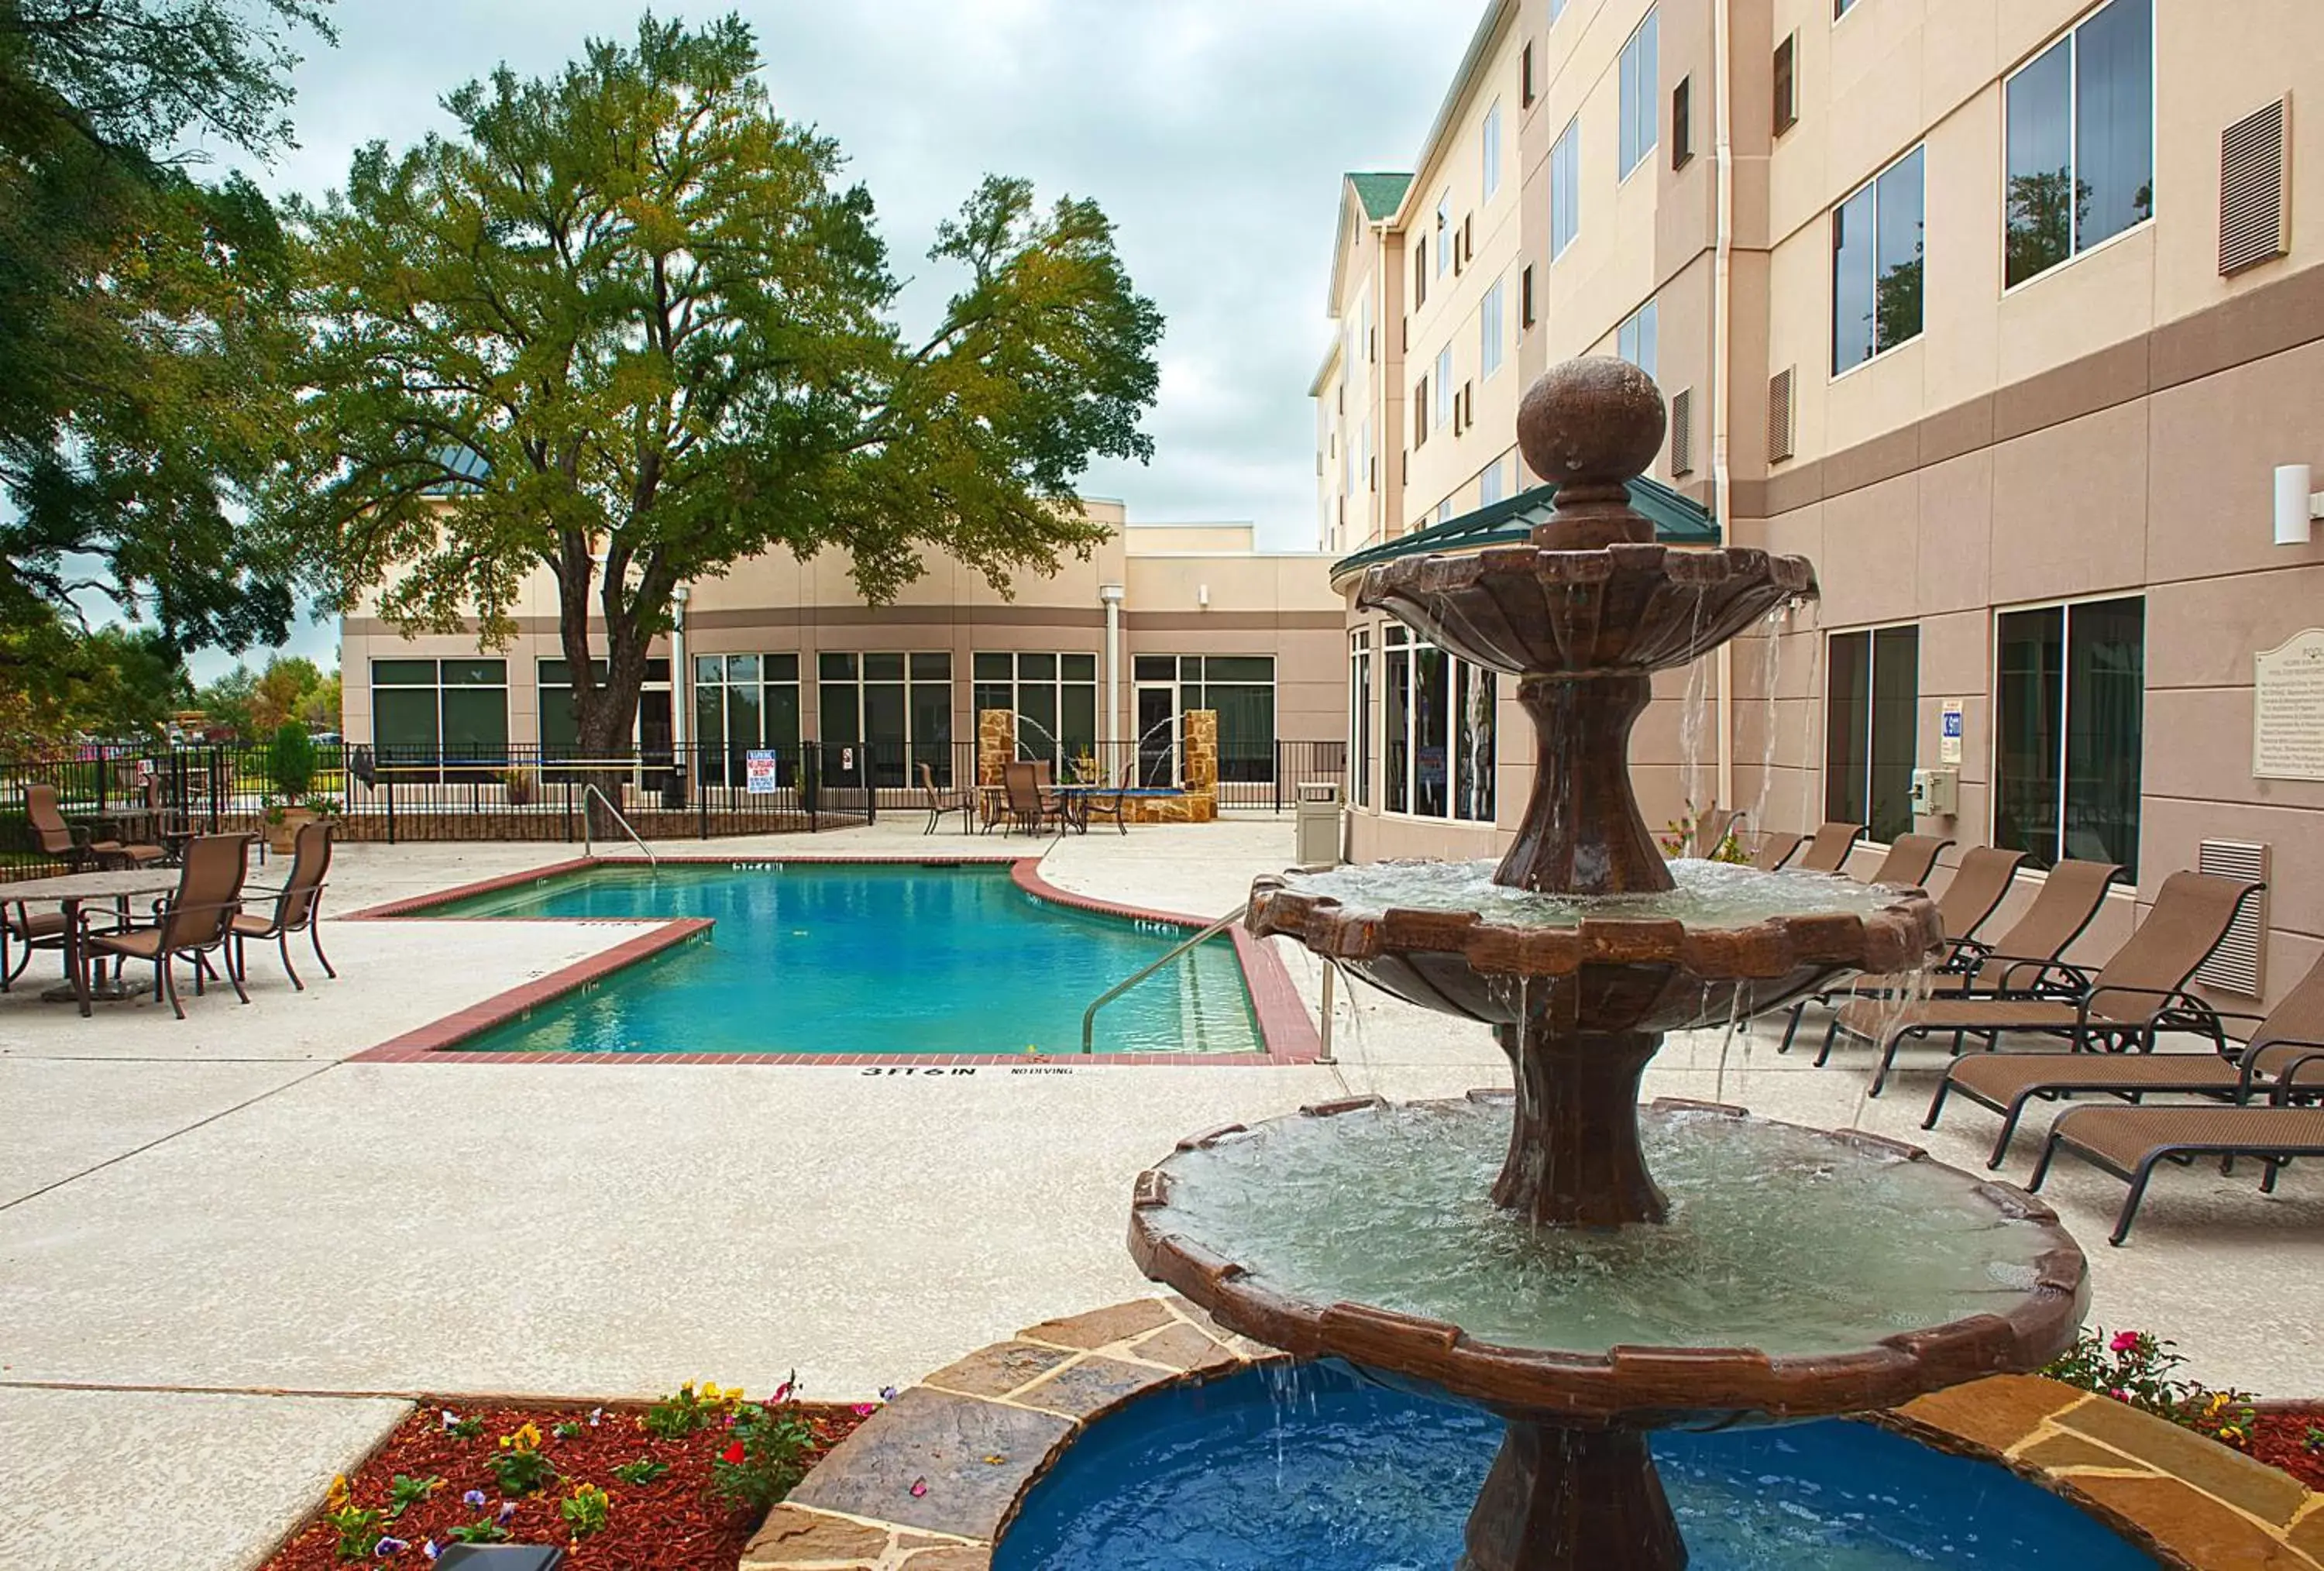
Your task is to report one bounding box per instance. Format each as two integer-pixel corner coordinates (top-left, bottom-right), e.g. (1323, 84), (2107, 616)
(1128, 359), (2089, 1570)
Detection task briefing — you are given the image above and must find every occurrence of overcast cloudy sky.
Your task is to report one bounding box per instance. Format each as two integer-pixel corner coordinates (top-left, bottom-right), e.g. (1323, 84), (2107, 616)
(201, 0), (1479, 675)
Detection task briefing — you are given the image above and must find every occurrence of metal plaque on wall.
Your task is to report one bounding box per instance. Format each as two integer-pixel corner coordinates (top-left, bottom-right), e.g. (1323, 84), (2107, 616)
(2253, 628), (2324, 780)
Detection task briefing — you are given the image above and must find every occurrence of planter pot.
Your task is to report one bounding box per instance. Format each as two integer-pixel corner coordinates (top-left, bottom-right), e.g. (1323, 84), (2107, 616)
(265, 808), (313, 856)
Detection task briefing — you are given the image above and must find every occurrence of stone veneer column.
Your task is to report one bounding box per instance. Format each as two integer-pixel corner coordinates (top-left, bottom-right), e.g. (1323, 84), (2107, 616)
(977, 710), (1015, 789)
(1181, 710), (1218, 823)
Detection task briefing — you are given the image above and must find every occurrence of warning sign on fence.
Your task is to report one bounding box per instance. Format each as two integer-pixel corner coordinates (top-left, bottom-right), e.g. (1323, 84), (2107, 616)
(745, 750), (779, 795)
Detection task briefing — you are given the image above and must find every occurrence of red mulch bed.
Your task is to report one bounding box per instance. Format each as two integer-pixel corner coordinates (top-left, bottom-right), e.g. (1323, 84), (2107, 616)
(260, 1401), (867, 1571)
(2251, 1403), (2324, 1494)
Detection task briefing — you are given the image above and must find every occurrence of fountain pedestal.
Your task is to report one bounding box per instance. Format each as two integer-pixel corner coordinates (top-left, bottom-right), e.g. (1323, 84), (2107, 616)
(1462, 1424), (1683, 1571)
(1492, 1023), (1666, 1227)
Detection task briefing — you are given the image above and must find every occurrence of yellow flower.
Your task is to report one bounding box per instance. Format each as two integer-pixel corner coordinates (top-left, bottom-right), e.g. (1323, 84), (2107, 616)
(326, 1473), (351, 1509)
(504, 1421), (544, 1452)
(700, 1383), (721, 1402)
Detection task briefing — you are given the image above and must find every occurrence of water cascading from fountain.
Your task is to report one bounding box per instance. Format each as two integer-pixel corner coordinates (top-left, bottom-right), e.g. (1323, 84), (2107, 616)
(1127, 357), (2089, 1571)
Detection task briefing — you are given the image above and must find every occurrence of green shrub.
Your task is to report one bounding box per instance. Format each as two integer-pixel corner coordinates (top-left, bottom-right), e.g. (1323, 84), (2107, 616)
(267, 721), (318, 803)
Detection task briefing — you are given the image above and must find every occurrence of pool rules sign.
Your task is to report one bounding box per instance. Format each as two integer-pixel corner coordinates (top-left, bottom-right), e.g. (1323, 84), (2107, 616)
(745, 750), (779, 794)
(2254, 629), (2324, 780)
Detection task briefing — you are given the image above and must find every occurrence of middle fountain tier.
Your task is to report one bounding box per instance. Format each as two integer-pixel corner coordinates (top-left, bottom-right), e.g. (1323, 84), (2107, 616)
(1129, 356), (2090, 1571)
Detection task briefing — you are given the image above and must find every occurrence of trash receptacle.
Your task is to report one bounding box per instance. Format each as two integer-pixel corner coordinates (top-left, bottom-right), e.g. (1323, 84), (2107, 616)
(1294, 779), (1342, 868)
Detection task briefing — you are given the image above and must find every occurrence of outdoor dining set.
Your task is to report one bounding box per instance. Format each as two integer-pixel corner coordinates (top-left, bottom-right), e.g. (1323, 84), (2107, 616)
(917, 758), (1134, 837)
(2, 783), (337, 1019)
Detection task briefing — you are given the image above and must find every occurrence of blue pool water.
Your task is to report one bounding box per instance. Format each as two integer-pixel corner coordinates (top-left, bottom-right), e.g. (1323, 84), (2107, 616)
(995, 1364), (2157, 1571)
(418, 862), (1262, 1057)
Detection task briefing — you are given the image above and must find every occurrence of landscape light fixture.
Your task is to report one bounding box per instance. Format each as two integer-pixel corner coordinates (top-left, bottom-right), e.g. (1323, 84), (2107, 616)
(2273, 464), (2322, 546)
(431, 1545), (566, 1569)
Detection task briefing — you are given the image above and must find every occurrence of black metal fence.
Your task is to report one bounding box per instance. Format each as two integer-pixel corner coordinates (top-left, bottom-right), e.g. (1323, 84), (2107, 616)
(0, 736), (1346, 881)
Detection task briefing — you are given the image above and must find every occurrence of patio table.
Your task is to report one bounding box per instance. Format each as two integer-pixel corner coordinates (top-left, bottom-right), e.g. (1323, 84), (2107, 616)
(2, 868), (183, 1014)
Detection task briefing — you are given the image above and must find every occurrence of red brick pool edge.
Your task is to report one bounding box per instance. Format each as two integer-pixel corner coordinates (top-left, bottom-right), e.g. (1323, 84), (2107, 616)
(346, 854), (1321, 1067)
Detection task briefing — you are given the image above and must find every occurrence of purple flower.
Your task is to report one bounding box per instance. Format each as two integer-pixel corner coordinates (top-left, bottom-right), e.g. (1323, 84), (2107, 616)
(878, 1386), (899, 1402)
(460, 1490), (486, 1510)
(375, 1538), (408, 1557)
(496, 1501), (516, 1524)
(439, 1410), (460, 1431)
(423, 1545), (440, 1563)
(587, 1407), (603, 1426)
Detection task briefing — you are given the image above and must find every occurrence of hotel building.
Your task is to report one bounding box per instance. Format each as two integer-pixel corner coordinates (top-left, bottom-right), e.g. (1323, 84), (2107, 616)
(1322, 0), (2324, 1008)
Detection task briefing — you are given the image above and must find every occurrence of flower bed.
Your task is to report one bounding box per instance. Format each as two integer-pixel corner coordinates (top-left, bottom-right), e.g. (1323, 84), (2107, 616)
(262, 1384), (871, 1570)
(2047, 1327), (2324, 1493)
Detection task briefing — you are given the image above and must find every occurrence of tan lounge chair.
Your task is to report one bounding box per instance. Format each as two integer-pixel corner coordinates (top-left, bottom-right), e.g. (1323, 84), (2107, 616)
(2, 900), (68, 990)
(1926, 946), (2324, 1168)
(1750, 831), (1804, 871)
(1827, 868), (2262, 1098)
(1776, 842), (2016, 1052)
(2030, 1103), (2324, 1245)
(230, 821), (335, 989)
(1079, 766), (1134, 837)
(1794, 821), (1867, 874)
(1002, 761), (1060, 837)
(918, 762), (975, 834)
(1811, 857), (2121, 1062)
(1855, 834), (1952, 888)
(24, 782), (113, 871)
(81, 833), (253, 1019)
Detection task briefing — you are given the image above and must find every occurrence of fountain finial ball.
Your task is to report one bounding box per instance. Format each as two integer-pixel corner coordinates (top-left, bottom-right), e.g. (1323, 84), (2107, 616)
(1517, 356), (1668, 547)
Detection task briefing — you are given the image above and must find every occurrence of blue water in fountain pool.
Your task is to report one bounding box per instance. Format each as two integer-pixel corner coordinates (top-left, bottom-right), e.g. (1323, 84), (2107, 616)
(994, 1365), (2157, 1571)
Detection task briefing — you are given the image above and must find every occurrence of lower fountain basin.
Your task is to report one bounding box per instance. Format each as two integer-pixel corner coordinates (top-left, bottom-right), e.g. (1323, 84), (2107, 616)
(992, 1362), (2160, 1571)
(1132, 1098), (2086, 1425)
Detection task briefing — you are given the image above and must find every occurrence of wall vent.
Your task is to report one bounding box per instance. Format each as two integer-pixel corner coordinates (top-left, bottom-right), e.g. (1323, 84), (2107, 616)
(1766, 368), (1795, 462)
(1670, 387), (1694, 474)
(2219, 96), (2291, 277)
(2195, 839), (2270, 996)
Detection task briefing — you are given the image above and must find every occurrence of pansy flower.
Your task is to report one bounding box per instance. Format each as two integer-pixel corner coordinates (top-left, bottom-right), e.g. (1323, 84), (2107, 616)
(374, 1538), (407, 1557)
(461, 1490), (486, 1510)
(2109, 1330), (2140, 1354)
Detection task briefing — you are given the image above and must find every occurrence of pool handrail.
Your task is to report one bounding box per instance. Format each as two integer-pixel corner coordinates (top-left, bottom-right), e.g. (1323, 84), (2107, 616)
(1081, 902), (1248, 1054)
(581, 784), (658, 868)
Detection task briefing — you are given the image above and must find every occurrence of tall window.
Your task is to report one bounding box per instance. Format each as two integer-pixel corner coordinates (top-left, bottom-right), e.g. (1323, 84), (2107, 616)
(1616, 297), (1658, 383)
(1437, 497), (1455, 524)
(1551, 118), (1581, 257)
(818, 652), (951, 788)
(1996, 598), (2144, 879)
(371, 658), (507, 772)
(1349, 631), (1373, 809)
(1435, 345), (1455, 428)
(1435, 196), (1451, 277)
(1482, 100), (1503, 200)
(1480, 457), (1506, 507)
(1414, 239), (1428, 306)
(537, 657), (605, 758)
(1549, 0), (1566, 20)
(693, 655), (803, 787)
(1381, 624), (1495, 822)
(1619, 9), (1660, 177)
(1825, 626), (1919, 843)
(2005, 0), (2153, 288)
(1834, 146), (1925, 372)
(1480, 277), (1506, 378)
(973, 652), (1098, 771)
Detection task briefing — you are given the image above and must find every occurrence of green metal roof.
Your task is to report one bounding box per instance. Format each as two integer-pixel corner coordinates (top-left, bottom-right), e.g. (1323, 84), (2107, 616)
(1348, 172), (1413, 220)
(1331, 477), (1719, 580)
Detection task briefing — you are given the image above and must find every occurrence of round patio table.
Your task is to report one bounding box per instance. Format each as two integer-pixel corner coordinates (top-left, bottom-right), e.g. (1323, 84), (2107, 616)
(2, 869), (183, 1014)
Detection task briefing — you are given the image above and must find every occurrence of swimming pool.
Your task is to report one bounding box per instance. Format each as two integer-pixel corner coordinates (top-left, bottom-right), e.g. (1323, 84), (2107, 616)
(407, 861), (1265, 1057)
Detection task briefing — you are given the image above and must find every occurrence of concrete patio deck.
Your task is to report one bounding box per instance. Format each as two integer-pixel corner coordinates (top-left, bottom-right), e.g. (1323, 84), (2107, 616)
(2, 817), (2318, 1569)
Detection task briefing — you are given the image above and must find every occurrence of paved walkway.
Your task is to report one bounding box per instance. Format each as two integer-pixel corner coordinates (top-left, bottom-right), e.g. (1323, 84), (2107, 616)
(2, 819), (2318, 1569)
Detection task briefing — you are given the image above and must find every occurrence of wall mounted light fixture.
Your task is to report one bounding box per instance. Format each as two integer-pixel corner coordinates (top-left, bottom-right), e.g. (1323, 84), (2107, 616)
(2274, 464), (2323, 546)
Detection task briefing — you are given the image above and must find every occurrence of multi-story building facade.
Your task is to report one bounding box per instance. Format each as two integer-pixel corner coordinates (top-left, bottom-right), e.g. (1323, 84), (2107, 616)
(341, 500), (1346, 795)
(1328, 0), (2324, 1009)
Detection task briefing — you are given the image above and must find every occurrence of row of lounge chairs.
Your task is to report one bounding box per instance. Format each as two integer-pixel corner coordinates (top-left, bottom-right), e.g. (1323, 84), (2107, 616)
(1758, 824), (2322, 1243)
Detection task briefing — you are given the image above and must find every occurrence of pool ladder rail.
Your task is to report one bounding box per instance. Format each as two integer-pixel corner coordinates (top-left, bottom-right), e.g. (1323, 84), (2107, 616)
(581, 783), (658, 868)
(1078, 901), (1342, 1061)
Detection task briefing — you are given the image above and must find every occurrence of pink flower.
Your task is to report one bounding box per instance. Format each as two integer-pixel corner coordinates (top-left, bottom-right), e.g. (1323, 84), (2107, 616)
(909, 1477), (928, 1498)
(851, 1403), (876, 1418)
(2109, 1331), (2140, 1353)
(2109, 1387), (2129, 1401)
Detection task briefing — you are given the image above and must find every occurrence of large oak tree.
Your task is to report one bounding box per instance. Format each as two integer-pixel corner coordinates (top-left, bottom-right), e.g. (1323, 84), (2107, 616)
(276, 14), (1162, 758)
(0, 0), (331, 665)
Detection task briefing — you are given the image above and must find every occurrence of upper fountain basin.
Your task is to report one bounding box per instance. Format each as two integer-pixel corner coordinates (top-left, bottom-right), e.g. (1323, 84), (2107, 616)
(1249, 860), (1943, 1031)
(1357, 543), (1814, 679)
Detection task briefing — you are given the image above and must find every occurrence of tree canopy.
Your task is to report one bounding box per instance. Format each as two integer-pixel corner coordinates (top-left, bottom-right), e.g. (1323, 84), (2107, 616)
(0, 610), (194, 752)
(273, 13), (1161, 753)
(0, 0), (333, 654)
